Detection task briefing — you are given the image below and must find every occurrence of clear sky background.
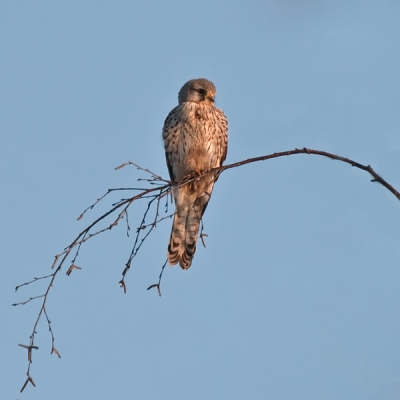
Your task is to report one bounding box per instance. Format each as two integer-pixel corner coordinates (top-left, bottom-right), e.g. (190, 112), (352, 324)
(2, 1), (400, 399)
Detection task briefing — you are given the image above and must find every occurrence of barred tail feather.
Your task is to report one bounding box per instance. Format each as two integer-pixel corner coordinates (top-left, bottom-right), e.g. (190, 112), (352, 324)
(167, 196), (208, 269)
(181, 201), (203, 268)
(167, 206), (188, 267)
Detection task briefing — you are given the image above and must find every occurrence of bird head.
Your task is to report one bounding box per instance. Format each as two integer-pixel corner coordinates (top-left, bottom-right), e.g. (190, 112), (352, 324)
(178, 78), (216, 106)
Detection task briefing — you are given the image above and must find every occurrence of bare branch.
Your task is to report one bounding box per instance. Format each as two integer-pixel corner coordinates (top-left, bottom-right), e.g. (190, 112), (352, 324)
(15, 147), (400, 391)
(217, 148), (400, 201)
(115, 161), (170, 183)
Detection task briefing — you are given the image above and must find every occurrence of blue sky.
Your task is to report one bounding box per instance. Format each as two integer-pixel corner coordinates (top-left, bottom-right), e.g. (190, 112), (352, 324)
(2, 1), (400, 399)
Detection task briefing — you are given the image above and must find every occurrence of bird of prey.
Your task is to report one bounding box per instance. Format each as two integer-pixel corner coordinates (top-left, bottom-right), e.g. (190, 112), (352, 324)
(162, 78), (228, 269)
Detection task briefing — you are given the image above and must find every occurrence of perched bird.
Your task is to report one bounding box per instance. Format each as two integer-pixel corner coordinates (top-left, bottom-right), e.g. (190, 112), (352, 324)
(162, 78), (228, 269)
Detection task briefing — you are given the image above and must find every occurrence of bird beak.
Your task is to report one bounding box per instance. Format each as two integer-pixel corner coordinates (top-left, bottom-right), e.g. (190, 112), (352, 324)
(208, 96), (215, 103)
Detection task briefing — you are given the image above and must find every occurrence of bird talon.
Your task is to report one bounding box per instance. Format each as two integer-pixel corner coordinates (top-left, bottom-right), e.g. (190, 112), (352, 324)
(194, 169), (203, 178)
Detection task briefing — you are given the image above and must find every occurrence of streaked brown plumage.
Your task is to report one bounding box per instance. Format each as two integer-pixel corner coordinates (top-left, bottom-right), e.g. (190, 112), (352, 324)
(162, 78), (228, 269)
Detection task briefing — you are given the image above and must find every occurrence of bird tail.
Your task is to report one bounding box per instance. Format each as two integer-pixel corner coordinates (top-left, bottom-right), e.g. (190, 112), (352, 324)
(167, 196), (207, 269)
(167, 203), (189, 268)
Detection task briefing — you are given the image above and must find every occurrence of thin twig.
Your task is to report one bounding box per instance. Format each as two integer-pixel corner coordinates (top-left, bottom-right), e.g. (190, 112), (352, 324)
(12, 294), (45, 306)
(15, 274), (53, 292)
(147, 259), (168, 297)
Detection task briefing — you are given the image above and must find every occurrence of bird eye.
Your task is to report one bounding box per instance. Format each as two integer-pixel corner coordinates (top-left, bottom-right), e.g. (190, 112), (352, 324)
(198, 89), (206, 96)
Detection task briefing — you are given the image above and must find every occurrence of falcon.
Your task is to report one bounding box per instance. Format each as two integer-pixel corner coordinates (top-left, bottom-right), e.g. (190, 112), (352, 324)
(162, 78), (228, 269)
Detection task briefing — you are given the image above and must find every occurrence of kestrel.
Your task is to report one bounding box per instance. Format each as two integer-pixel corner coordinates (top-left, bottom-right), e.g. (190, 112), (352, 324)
(162, 78), (228, 269)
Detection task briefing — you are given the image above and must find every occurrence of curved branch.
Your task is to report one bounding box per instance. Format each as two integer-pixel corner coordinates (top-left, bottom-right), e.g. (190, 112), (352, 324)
(216, 148), (400, 201)
(14, 147), (400, 391)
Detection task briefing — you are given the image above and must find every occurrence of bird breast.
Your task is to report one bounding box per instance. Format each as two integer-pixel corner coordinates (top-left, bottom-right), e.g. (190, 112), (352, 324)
(163, 101), (228, 181)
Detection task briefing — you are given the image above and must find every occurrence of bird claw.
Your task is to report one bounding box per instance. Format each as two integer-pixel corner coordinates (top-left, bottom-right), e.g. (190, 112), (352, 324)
(193, 169), (203, 178)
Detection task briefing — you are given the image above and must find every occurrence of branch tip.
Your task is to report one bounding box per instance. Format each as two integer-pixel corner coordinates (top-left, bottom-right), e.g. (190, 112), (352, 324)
(200, 233), (208, 248)
(66, 264), (82, 276)
(20, 378), (30, 393)
(51, 255), (60, 269)
(119, 280), (127, 294)
(51, 347), (61, 358)
(147, 283), (161, 297)
(114, 163), (127, 170)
